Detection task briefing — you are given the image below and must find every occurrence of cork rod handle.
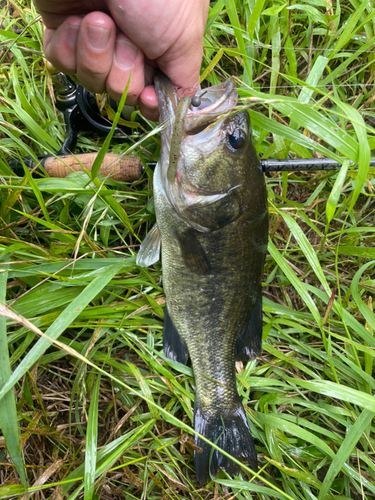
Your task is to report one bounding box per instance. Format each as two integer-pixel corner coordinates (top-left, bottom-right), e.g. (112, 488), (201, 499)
(43, 153), (143, 182)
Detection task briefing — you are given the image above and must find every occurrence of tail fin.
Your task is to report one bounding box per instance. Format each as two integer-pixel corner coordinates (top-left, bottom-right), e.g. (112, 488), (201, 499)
(194, 403), (257, 484)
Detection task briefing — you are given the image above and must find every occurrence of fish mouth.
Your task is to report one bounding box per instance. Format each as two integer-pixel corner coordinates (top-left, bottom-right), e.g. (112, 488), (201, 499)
(184, 79), (238, 135)
(154, 71), (240, 184)
(154, 71), (238, 139)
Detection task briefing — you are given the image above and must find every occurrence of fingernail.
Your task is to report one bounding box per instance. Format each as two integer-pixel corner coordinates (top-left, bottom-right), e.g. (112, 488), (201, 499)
(87, 26), (111, 50)
(115, 39), (138, 68)
(67, 25), (79, 48)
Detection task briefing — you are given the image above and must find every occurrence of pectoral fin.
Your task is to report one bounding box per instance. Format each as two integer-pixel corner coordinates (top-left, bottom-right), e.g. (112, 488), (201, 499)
(176, 228), (212, 275)
(163, 304), (189, 364)
(136, 223), (161, 267)
(183, 189), (241, 230)
(235, 291), (263, 361)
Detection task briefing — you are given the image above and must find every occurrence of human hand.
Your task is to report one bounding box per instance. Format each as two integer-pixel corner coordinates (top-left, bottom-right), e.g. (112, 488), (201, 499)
(34, 0), (209, 120)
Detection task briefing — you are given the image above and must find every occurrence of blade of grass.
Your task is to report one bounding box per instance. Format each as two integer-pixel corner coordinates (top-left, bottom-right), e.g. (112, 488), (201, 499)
(274, 101), (358, 160)
(0, 270), (28, 492)
(247, 0), (267, 42)
(318, 409), (374, 499)
(84, 374), (101, 500)
(63, 422), (155, 496)
(268, 239), (321, 324)
(280, 212), (330, 295)
(258, 413), (335, 459)
(0, 28), (39, 49)
(248, 109), (342, 161)
(335, 101), (370, 212)
(286, 377), (375, 412)
(22, 163), (51, 223)
(266, 459), (322, 489)
(328, 1), (368, 59)
(200, 48), (224, 83)
(305, 283), (375, 348)
(10, 64), (39, 122)
(91, 73), (131, 180)
(205, 0), (226, 33)
(0, 95), (58, 151)
(284, 37), (297, 80)
(296, 55), (328, 105)
(351, 261), (375, 332)
(322, 36), (375, 85)
(226, 0), (252, 85)
(269, 11), (281, 97)
(326, 159), (350, 224)
(126, 362), (159, 419)
(288, 4), (328, 25)
(213, 478), (291, 499)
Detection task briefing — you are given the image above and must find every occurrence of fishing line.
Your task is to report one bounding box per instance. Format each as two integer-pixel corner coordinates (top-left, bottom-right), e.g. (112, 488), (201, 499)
(254, 84), (375, 88)
(184, 84), (375, 91)
(243, 46), (375, 53)
(205, 41), (375, 53)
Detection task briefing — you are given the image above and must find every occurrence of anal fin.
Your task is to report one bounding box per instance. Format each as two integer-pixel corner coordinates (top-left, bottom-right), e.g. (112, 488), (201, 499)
(163, 304), (189, 364)
(235, 291), (263, 361)
(136, 223), (161, 267)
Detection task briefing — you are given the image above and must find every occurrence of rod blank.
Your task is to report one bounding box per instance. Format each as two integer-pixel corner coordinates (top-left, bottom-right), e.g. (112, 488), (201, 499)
(260, 158), (375, 172)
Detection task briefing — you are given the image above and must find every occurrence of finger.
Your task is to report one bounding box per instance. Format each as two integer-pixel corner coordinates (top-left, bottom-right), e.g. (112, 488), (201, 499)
(44, 16), (82, 74)
(139, 85), (159, 121)
(76, 12), (116, 94)
(157, 36), (202, 98)
(156, 1), (209, 96)
(105, 33), (145, 106)
(33, 1), (97, 29)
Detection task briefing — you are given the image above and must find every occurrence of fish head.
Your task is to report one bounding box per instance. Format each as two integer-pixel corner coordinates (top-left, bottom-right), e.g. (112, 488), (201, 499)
(155, 72), (264, 231)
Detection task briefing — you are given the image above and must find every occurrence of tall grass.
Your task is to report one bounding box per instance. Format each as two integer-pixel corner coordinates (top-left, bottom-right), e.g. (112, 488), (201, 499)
(0, 0), (375, 498)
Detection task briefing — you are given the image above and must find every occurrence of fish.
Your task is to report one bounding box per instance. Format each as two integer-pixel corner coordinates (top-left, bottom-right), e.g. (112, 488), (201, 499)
(137, 71), (268, 484)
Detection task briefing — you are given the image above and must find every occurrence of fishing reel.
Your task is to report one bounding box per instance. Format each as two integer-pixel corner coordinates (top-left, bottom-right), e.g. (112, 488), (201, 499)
(7, 64), (139, 177)
(49, 64), (134, 155)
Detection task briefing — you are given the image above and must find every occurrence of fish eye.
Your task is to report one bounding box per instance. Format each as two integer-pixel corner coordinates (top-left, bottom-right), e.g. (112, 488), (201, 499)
(226, 128), (246, 151)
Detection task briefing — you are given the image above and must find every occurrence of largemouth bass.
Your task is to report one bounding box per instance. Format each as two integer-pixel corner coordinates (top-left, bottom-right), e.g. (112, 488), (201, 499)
(137, 72), (268, 483)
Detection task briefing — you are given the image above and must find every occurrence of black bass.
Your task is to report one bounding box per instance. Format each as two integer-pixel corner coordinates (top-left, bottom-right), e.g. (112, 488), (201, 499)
(137, 72), (268, 484)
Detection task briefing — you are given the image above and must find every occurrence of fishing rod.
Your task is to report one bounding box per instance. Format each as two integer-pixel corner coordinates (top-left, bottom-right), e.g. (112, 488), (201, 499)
(6, 70), (375, 180)
(8, 155), (375, 181)
(155, 158), (375, 173)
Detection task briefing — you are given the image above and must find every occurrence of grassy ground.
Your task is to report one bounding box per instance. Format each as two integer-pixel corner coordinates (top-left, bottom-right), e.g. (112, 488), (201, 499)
(0, 0), (375, 498)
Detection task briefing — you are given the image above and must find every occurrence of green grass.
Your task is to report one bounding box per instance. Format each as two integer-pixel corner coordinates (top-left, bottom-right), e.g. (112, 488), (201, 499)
(0, 0), (375, 498)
